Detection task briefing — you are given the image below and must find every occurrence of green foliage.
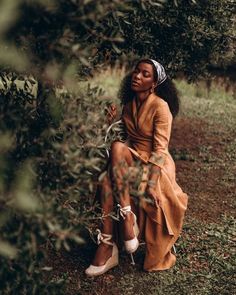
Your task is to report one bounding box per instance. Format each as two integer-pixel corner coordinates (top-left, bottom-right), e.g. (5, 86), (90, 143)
(111, 0), (235, 79)
(0, 0), (234, 80)
(0, 73), (113, 293)
(175, 78), (236, 130)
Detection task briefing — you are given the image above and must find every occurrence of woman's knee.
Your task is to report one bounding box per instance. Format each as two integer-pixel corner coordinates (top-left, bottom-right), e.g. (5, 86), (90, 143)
(111, 142), (128, 166)
(111, 141), (133, 167)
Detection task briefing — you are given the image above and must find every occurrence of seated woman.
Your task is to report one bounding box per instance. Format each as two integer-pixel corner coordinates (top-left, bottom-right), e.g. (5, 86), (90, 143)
(85, 58), (188, 276)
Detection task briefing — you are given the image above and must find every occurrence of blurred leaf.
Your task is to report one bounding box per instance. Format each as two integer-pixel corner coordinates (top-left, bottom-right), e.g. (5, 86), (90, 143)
(41, 266), (53, 271)
(0, 132), (14, 153)
(12, 160), (41, 212)
(0, 0), (20, 36)
(73, 235), (85, 244)
(46, 92), (63, 124)
(0, 239), (18, 258)
(0, 44), (29, 71)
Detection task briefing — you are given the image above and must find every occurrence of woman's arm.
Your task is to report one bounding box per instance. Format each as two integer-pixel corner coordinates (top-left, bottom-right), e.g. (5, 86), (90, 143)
(146, 102), (172, 204)
(149, 101), (171, 168)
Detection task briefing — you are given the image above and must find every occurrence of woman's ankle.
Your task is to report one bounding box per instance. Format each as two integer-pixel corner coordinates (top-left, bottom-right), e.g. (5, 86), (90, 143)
(123, 213), (135, 240)
(92, 243), (114, 266)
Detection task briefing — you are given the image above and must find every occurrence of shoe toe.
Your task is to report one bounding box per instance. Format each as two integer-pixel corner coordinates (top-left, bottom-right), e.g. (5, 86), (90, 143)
(85, 264), (104, 276)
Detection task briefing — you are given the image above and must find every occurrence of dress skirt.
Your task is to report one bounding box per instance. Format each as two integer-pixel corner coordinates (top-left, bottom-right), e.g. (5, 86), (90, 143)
(105, 144), (188, 271)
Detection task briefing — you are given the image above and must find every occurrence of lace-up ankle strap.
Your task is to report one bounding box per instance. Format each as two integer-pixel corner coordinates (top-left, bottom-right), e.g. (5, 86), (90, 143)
(96, 229), (113, 246)
(117, 204), (133, 220)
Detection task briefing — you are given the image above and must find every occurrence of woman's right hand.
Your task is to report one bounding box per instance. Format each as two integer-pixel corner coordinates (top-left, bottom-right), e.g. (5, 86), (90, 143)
(145, 186), (160, 208)
(105, 103), (117, 124)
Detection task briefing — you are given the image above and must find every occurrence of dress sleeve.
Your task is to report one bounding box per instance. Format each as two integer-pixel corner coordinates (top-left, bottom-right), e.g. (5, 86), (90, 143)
(148, 102), (172, 168)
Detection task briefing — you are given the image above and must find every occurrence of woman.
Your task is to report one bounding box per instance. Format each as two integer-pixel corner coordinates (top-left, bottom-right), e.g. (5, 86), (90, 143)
(85, 59), (188, 276)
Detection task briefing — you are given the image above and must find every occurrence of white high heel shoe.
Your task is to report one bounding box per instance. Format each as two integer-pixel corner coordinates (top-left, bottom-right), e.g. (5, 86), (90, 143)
(118, 205), (139, 254)
(85, 230), (119, 277)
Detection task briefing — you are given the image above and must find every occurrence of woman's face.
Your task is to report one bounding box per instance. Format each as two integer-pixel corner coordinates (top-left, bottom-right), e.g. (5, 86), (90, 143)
(131, 62), (156, 93)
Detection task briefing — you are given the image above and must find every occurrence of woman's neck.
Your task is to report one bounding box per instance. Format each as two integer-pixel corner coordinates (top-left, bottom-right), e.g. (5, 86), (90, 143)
(136, 90), (150, 103)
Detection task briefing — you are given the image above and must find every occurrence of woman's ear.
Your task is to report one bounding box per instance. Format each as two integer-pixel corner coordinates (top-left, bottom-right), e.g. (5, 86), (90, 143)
(151, 82), (157, 93)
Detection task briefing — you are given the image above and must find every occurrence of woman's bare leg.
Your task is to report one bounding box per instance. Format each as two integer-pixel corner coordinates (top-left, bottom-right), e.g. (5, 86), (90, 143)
(110, 141), (135, 241)
(92, 141), (136, 265)
(92, 171), (114, 266)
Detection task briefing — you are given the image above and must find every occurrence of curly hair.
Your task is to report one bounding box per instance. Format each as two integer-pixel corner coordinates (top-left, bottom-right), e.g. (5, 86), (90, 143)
(118, 59), (180, 118)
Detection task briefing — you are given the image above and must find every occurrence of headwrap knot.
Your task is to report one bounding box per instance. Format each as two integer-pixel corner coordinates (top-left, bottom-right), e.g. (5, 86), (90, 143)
(150, 59), (167, 85)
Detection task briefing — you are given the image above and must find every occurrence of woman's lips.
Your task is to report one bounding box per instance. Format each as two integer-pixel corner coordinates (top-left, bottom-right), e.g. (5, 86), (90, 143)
(132, 81), (140, 86)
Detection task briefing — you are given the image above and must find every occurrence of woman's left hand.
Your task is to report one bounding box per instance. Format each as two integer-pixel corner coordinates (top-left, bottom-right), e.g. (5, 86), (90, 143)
(105, 103), (117, 124)
(145, 186), (160, 208)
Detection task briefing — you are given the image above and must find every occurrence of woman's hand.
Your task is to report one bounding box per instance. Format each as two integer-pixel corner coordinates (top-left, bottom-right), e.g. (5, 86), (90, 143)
(145, 164), (161, 207)
(145, 186), (160, 208)
(105, 103), (117, 124)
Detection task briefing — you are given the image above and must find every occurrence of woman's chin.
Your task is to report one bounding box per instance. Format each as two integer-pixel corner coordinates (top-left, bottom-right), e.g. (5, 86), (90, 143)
(131, 84), (140, 91)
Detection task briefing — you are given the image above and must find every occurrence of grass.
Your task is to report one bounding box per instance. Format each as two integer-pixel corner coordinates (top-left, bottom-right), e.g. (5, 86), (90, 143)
(176, 79), (235, 102)
(52, 216), (236, 295)
(176, 79), (236, 131)
(90, 65), (127, 101)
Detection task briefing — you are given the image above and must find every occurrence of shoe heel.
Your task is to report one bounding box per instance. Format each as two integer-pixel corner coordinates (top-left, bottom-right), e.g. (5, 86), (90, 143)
(130, 253), (135, 265)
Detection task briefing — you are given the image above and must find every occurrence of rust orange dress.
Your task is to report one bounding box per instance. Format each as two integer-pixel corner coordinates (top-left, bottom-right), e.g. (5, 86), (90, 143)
(117, 93), (188, 271)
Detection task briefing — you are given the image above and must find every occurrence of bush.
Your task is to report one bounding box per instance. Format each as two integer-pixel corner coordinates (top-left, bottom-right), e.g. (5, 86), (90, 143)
(0, 73), (115, 293)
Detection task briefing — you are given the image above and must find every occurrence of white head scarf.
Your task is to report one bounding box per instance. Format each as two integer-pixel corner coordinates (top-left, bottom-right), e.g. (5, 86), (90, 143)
(149, 59), (167, 85)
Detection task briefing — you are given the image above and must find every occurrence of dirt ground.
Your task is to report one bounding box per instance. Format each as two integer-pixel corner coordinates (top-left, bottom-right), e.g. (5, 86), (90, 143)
(170, 116), (235, 222)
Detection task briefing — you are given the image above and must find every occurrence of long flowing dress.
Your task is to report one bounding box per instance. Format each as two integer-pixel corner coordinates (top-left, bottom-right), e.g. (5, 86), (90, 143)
(106, 93), (188, 271)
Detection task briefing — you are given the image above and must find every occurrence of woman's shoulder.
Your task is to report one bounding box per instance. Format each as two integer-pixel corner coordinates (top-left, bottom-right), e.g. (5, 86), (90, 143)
(152, 94), (172, 118)
(152, 94), (168, 108)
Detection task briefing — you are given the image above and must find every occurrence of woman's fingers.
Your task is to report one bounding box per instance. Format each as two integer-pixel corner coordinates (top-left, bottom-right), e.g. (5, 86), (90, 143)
(146, 187), (159, 207)
(105, 104), (117, 123)
(109, 104), (117, 117)
(110, 104), (116, 111)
